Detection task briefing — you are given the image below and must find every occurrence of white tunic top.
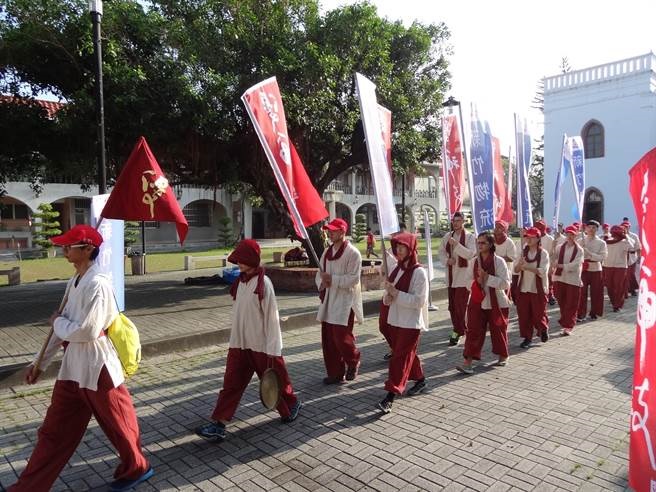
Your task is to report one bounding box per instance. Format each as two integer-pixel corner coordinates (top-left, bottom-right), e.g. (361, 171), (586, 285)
(469, 255), (511, 310)
(315, 242), (364, 326)
(36, 264), (124, 391)
(627, 231), (641, 266)
(495, 236), (519, 275)
(382, 253), (429, 331)
(517, 248), (550, 294)
(603, 239), (632, 268)
(553, 242), (583, 287)
(439, 230), (477, 288)
(580, 236), (608, 273)
(229, 274), (283, 357)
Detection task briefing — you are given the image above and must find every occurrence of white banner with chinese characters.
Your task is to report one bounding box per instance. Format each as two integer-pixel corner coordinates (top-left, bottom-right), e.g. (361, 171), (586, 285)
(91, 194), (125, 311)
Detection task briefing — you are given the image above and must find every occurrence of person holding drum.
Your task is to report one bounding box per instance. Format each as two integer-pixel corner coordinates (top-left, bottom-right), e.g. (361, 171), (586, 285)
(195, 239), (301, 441)
(377, 232), (429, 414)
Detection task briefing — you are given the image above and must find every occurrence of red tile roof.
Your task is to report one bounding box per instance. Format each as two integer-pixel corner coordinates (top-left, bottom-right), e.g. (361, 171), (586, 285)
(0, 95), (65, 119)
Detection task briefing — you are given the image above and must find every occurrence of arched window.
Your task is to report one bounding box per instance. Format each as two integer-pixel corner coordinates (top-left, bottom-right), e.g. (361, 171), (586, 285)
(582, 120), (604, 158)
(582, 187), (604, 224)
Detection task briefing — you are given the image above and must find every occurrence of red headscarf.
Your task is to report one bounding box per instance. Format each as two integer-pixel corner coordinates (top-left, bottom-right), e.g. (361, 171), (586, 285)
(534, 220), (547, 237)
(389, 232), (421, 293)
(605, 225), (627, 245)
(493, 220), (508, 245)
(228, 240), (265, 303)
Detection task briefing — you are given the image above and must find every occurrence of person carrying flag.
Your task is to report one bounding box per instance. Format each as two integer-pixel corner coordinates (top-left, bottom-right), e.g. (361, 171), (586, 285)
(514, 227), (550, 348)
(456, 231), (511, 374)
(196, 239), (301, 442)
(377, 233), (429, 414)
(9, 225), (153, 492)
(552, 225), (584, 335)
(577, 220), (607, 321)
(439, 212), (476, 346)
(316, 218), (364, 384)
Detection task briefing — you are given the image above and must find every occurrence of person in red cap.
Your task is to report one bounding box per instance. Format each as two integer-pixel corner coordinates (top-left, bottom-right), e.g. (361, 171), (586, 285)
(534, 219), (557, 306)
(456, 232), (511, 374)
(439, 212), (476, 346)
(196, 239), (301, 441)
(622, 220), (641, 297)
(602, 223), (611, 240)
(577, 220), (607, 321)
(493, 220), (518, 299)
(603, 225), (633, 312)
(376, 232), (429, 413)
(552, 225), (583, 335)
(316, 218), (363, 384)
(514, 227), (550, 348)
(10, 225), (153, 492)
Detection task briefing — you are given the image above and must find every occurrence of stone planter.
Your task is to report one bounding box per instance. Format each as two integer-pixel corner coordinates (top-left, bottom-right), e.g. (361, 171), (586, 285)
(265, 265), (384, 292)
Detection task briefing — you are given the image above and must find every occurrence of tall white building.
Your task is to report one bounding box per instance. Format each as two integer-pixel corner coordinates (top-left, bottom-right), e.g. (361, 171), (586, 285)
(543, 52), (656, 228)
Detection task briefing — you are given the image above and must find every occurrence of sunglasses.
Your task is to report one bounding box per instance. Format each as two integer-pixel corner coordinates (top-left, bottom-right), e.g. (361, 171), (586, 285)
(61, 244), (88, 251)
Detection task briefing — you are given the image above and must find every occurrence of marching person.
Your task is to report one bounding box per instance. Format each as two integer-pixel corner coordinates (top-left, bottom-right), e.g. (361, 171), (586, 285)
(514, 227), (550, 348)
(535, 219), (557, 306)
(196, 239), (301, 442)
(603, 225), (633, 312)
(9, 225), (153, 492)
(577, 220), (608, 321)
(552, 225), (584, 336)
(602, 223), (611, 240)
(439, 212), (476, 346)
(316, 218), (364, 384)
(623, 220), (641, 297)
(377, 233), (429, 414)
(493, 220), (518, 300)
(456, 232), (511, 374)
(366, 227), (379, 259)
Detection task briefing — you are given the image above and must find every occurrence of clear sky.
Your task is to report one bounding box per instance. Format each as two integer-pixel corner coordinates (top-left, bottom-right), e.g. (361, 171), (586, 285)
(320, 0), (656, 151)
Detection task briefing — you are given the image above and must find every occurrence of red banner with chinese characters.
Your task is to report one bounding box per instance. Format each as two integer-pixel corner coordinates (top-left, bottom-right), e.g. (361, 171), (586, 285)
(101, 136), (188, 244)
(442, 114), (465, 217)
(492, 136), (513, 223)
(242, 77), (328, 239)
(628, 146), (656, 492)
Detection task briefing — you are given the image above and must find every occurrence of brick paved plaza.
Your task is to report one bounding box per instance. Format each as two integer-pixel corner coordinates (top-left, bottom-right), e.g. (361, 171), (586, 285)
(0, 274), (634, 491)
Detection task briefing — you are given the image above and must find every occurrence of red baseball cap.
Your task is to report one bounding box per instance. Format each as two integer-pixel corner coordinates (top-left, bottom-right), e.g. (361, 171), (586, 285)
(50, 225), (103, 247)
(323, 218), (348, 233)
(524, 227), (541, 238)
(564, 225), (578, 235)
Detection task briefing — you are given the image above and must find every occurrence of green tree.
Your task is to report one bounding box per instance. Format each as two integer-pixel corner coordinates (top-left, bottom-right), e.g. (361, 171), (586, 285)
(529, 79), (545, 221)
(31, 202), (61, 249)
(124, 221), (140, 252)
(352, 213), (366, 243)
(1, 0), (452, 261)
(217, 216), (234, 247)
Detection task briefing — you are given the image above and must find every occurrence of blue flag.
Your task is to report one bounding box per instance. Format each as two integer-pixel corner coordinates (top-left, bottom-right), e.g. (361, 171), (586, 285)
(468, 108), (495, 234)
(515, 115), (533, 228)
(569, 136), (586, 222)
(553, 134), (569, 230)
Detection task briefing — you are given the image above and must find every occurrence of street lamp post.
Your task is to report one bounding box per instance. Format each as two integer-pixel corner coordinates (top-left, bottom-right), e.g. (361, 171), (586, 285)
(89, 0), (107, 195)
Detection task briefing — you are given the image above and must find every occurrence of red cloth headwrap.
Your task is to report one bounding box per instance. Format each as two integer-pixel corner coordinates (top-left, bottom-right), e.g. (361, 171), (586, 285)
(228, 239), (261, 268)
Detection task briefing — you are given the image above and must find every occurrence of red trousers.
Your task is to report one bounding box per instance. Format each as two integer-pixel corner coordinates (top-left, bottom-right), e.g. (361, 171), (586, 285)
(383, 325), (424, 394)
(516, 291), (549, 339)
(448, 287), (469, 336)
(9, 367), (149, 492)
(626, 262), (639, 294)
(212, 348), (297, 421)
(578, 270), (604, 318)
(321, 310), (360, 379)
(463, 305), (509, 360)
(379, 302), (392, 349)
(554, 281), (581, 329)
(510, 274), (519, 303)
(605, 267), (627, 309)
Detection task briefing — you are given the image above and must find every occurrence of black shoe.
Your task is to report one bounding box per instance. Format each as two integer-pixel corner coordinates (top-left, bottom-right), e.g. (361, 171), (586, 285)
(345, 362), (360, 381)
(323, 376), (343, 385)
(520, 338), (532, 349)
(541, 331), (549, 343)
(548, 297), (556, 306)
(377, 396), (393, 414)
(383, 351), (393, 361)
(281, 400), (302, 423)
(631, 291), (637, 297)
(406, 379), (426, 396)
(613, 307), (621, 313)
(195, 422), (226, 441)
(448, 332), (460, 346)
(589, 314), (598, 320)
(576, 317), (585, 323)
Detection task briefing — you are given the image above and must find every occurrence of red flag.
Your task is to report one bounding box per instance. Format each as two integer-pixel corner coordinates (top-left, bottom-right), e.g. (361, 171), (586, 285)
(492, 137), (513, 223)
(628, 146), (656, 491)
(242, 77), (328, 238)
(442, 114), (465, 216)
(378, 105), (393, 178)
(101, 136), (188, 245)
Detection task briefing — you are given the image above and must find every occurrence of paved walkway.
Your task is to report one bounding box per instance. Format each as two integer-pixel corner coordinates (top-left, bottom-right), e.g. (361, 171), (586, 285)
(0, 292), (635, 491)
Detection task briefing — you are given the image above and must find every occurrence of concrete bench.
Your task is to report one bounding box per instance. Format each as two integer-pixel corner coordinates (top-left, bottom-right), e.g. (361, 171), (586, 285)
(272, 251), (284, 263)
(184, 255), (228, 270)
(0, 267), (20, 286)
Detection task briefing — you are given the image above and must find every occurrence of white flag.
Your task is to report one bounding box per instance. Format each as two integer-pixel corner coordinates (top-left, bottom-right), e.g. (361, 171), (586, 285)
(423, 209), (434, 281)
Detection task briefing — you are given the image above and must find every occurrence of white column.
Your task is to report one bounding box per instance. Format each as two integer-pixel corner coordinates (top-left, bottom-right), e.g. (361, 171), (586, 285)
(243, 199), (252, 238)
(328, 199), (336, 220)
